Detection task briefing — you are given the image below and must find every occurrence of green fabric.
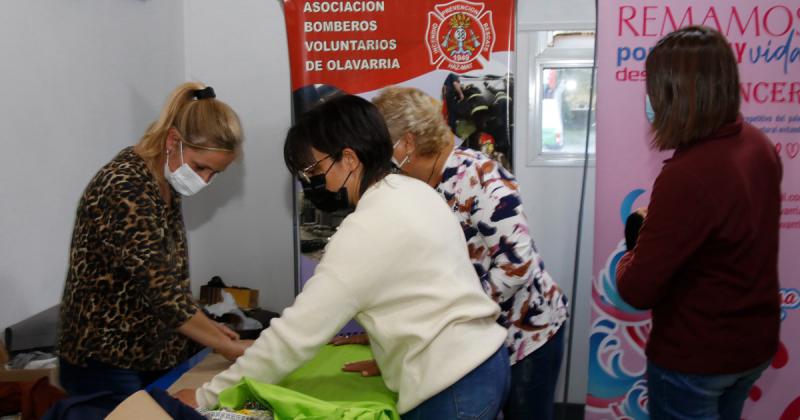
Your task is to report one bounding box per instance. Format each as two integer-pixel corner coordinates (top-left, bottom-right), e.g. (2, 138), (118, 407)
(216, 345), (399, 420)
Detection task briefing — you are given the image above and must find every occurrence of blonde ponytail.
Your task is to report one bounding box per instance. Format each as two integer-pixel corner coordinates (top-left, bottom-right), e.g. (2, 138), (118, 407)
(136, 82), (243, 180)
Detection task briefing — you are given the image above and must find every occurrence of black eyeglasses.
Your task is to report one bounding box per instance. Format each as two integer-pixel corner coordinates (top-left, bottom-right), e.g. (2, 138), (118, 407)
(298, 155), (333, 183)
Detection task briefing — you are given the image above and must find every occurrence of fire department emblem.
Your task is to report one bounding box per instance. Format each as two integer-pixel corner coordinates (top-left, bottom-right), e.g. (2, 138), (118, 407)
(425, 0), (495, 73)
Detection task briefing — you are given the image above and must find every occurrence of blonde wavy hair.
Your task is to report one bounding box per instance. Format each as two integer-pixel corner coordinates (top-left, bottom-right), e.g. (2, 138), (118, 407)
(372, 86), (451, 157)
(137, 81), (243, 179)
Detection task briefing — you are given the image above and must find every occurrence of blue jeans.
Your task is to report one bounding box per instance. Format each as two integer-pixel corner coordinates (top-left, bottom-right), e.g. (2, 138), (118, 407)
(403, 346), (510, 420)
(59, 358), (168, 397)
(647, 359), (770, 420)
(503, 325), (565, 420)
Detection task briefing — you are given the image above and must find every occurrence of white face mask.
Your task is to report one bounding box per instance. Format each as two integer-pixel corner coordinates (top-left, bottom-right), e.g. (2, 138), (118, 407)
(164, 141), (209, 196)
(391, 139), (411, 170)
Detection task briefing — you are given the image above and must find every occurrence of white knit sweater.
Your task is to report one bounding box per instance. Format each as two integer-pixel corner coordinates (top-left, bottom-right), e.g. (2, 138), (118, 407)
(196, 174), (506, 413)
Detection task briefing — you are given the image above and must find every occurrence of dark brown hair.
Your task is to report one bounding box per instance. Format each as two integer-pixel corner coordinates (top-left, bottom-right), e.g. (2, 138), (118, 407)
(645, 26), (740, 150)
(284, 94), (393, 196)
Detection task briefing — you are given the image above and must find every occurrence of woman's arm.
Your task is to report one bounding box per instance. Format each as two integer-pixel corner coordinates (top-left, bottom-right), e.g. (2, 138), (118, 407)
(109, 183), (244, 355)
(110, 187), (197, 329)
(616, 168), (714, 309)
(194, 239), (366, 408)
(468, 163), (543, 303)
(177, 310), (248, 361)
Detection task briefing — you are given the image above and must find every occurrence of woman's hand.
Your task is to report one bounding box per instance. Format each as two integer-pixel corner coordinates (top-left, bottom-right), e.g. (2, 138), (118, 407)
(342, 359), (381, 376)
(173, 389), (198, 408)
(178, 311), (251, 360)
(625, 207), (649, 251)
(216, 339), (255, 361)
(329, 332), (369, 346)
(214, 321), (239, 340)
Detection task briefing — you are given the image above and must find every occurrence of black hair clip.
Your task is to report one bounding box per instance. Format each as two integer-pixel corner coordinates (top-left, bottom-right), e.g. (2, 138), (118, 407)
(193, 86), (216, 100)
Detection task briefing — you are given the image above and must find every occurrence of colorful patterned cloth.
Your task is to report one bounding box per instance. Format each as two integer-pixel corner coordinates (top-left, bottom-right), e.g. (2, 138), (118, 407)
(436, 147), (569, 363)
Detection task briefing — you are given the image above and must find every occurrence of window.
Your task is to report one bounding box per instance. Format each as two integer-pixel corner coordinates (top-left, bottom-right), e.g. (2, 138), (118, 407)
(529, 31), (596, 166)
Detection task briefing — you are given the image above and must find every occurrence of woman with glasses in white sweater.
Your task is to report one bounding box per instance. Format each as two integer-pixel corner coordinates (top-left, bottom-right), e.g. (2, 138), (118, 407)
(176, 94), (510, 419)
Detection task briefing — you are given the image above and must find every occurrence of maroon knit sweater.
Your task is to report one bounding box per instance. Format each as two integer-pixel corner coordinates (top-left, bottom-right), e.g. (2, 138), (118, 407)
(617, 115), (782, 374)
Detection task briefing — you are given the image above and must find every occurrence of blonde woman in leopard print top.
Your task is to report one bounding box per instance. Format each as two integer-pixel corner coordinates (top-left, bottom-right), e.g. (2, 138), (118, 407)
(57, 82), (250, 397)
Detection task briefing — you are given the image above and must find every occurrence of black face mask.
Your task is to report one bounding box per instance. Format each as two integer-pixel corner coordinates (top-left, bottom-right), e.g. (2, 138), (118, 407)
(301, 170), (353, 213)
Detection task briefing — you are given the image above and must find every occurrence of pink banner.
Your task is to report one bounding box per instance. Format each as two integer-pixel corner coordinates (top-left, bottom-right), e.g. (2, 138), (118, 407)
(589, 3), (800, 419)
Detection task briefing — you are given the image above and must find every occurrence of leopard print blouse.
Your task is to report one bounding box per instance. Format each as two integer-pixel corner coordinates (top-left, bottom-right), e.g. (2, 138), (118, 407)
(58, 147), (198, 371)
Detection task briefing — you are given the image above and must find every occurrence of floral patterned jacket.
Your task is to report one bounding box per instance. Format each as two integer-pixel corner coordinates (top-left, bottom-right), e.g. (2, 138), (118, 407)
(436, 147), (569, 363)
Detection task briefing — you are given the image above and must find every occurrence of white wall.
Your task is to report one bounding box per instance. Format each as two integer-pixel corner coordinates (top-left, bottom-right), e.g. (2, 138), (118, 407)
(516, 0), (597, 405)
(181, 0), (295, 312)
(519, 0), (595, 31)
(0, 0), (185, 330)
(0, 0), (297, 332)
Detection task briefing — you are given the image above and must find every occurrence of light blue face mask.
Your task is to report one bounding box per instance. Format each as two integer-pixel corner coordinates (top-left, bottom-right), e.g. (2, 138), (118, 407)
(645, 94), (656, 123)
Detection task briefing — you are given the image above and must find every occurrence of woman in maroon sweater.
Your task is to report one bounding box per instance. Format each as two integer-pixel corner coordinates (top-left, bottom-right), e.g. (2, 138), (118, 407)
(616, 26), (782, 420)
